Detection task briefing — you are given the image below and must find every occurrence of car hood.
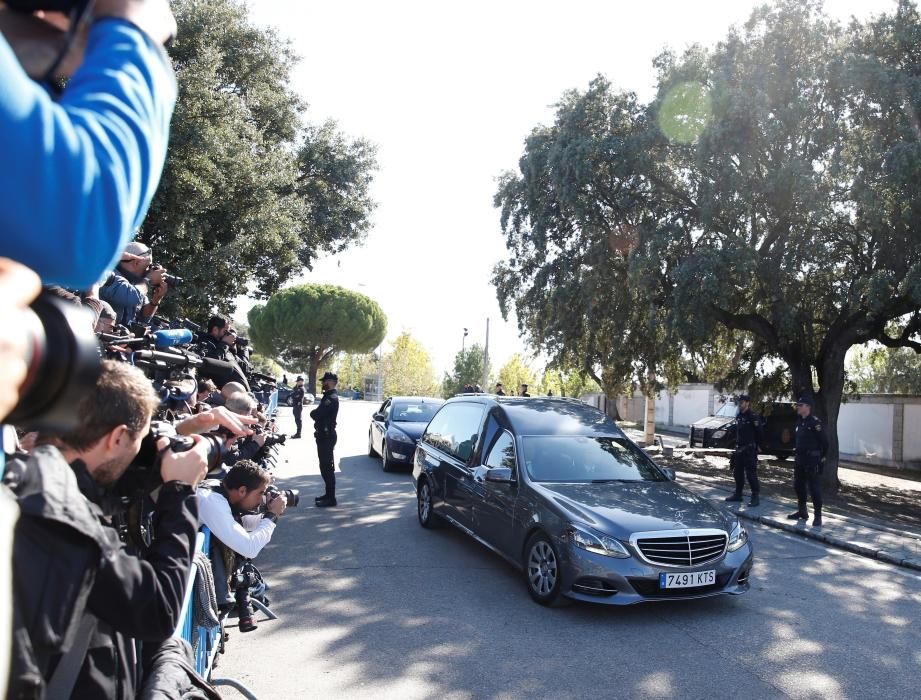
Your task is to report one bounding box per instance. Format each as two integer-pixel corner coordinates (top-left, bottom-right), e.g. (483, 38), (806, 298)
(388, 422), (427, 442)
(691, 415), (733, 430)
(534, 481), (735, 539)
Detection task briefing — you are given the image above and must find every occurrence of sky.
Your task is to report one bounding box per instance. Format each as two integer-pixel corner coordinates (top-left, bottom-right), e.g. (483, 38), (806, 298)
(236, 0), (889, 377)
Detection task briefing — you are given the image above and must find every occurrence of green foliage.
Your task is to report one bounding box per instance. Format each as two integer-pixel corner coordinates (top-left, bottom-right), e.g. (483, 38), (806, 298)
(442, 344), (489, 398)
(334, 352), (378, 391)
(248, 284), (386, 393)
(494, 0), (921, 487)
(381, 332), (439, 397)
(540, 366), (601, 398)
(847, 346), (921, 394)
(141, 0), (377, 320)
(497, 355), (537, 395)
(249, 353), (285, 379)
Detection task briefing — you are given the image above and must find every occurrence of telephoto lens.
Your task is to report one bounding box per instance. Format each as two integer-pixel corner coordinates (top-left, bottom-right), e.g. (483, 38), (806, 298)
(6, 291), (101, 431)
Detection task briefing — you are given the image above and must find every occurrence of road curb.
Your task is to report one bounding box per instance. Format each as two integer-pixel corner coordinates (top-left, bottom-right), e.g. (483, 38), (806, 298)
(728, 508), (921, 573)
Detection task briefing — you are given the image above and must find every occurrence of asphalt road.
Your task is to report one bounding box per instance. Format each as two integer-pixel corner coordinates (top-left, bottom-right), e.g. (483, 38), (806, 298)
(216, 401), (921, 699)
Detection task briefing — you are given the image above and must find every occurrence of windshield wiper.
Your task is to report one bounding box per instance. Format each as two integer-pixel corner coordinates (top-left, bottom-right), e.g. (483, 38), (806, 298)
(590, 478), (629, 483)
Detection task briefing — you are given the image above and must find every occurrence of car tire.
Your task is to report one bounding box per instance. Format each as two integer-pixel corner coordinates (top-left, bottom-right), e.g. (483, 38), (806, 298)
(381, 441), (394, 472)
(368, 430), (378, 457)
(524, 532), (568, 607)
(417, 478), (441, 529)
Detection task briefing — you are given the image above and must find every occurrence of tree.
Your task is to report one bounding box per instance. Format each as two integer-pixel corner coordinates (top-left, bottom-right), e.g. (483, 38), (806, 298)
(541, 366), (602, 398)
(494, 1), (921, 494)
(847, 346), (921, 394)
(442, 344), (489, 398)
(248, 284), (387, 394)
(497, 354), (537, 395)
(382, 333), (439, 397)
(249, 353), (285, 379)
(334, 352), (379, 393)
(140, 0), (377, 320)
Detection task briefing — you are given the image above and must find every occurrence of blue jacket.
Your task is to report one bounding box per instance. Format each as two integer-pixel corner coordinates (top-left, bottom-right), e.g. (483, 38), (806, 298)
(0, 19), (177, 289)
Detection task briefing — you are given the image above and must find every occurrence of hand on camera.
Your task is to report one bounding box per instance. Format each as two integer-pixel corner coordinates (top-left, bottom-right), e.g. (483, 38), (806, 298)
(175, 405), (256, 438)
(267, 493), (287, 518)
(0, 258), (41, 422)
(251, 432), (267, 447)
(156, 435), (208, 487)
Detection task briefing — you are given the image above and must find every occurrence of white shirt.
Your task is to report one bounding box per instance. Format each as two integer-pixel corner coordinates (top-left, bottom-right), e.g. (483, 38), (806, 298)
(197, 487), (275, 559)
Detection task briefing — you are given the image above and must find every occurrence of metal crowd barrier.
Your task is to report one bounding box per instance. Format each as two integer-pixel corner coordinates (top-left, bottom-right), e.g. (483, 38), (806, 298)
(173, 526), (258, 698)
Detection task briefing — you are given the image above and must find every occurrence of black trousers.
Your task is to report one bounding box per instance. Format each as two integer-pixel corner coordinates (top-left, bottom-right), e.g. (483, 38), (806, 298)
(793, 462), (823, 510)
(293, 405), (303, 435)
(732, 451), (760, 495)
(316, 433), (337, 497)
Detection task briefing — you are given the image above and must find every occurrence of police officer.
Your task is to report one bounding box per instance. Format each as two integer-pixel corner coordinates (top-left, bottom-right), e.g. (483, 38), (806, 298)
(724, 394), (762, 506)
(311, 371), (340, 507)
(520, 383), (531, 397)
(290, 376), (305, 439)
(495, 382), (506, 396)
(788, 395), (829, 526)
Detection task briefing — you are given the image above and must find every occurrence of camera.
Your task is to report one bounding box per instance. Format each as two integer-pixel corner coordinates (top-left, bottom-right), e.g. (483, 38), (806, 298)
(265, 484), (299, 508)
(113, 421), (226, 496)
(147, 263), (183, 290)
(6, 0), (88, 11)
(6, 291), (102, 431)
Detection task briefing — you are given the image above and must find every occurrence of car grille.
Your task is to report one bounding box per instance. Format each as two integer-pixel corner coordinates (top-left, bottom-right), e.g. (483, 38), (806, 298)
(633, 532), (728, 567)
(628, 573), (733, 598)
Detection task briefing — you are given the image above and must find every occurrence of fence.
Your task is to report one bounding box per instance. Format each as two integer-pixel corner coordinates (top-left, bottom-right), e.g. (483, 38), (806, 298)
(581, 386), (921, 473)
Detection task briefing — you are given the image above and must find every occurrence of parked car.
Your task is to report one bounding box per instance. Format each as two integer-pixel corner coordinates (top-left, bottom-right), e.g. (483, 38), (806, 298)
(275, 384), (314, 407)
(368, 396), (445, 471)
(689, 401), (796, 458)
(412, 396), (754, 606)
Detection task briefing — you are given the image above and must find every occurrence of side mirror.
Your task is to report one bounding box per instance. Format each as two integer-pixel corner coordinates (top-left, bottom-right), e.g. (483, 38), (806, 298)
(372, 412), (385, 421)
(661, 467), (677, 481)
(484, 467), (515, 484)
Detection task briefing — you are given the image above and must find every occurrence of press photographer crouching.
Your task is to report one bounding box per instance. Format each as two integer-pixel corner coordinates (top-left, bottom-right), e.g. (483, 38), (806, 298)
(197, 462), (295, 632)
(4, 360), (213, 698)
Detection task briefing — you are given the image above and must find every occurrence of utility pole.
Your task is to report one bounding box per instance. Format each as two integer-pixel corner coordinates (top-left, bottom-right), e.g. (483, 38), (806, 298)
(482, 317), (490, 388)
(462, 327), (468, 356)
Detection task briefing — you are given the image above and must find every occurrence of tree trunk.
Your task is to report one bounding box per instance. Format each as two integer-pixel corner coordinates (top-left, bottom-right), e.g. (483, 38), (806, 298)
(644, 368), (657, 447)
(307, 349), (320, 396)
(815, 347), (847, 496)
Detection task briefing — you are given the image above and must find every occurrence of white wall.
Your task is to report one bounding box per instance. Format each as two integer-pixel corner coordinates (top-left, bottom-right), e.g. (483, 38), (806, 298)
(838, 402), (894, 460)
(672, 388), (712, 427)
(903, 405), (921, 461)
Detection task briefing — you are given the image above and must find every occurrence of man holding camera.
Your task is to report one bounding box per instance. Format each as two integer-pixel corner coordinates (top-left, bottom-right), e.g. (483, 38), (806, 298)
(311, 372), (340, 507)
(99, 241), (172, 327)
(197, 461), (286, 632)
(196, 315), (250, 391)
(4, 360), (212, 697)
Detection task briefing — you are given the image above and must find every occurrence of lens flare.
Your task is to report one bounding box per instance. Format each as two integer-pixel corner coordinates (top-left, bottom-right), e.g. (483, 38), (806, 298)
(657, 81), (712, 144)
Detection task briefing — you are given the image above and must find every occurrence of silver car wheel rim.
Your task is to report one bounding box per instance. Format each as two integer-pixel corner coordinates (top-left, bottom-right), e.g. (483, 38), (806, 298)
(419, 484), (431, 522)
(528, 541), (557, 596)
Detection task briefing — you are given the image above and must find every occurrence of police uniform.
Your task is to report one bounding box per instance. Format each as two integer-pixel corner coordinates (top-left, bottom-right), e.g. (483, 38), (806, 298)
(725, 396), (762, 506)
(311, 372), (340, 506)
(790, 396), (829, 526)
(290, 381), (305, 438)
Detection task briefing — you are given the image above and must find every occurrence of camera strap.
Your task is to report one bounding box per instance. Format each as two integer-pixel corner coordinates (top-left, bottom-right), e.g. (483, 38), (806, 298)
(46, 612), (97, 697)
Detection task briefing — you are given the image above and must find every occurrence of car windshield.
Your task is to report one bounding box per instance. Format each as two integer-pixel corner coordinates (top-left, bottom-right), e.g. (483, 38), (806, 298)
(715, 402), (737, 418)
(391, 402), (440, 423)
(521, 436), (667, 483)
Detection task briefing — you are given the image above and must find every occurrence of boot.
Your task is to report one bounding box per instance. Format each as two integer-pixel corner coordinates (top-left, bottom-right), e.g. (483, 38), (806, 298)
(724, 493), (743, 502)
(237, 602), (258, 632)
(315, 495), (337, 508)
(787, 500), (808, 520)
(291, 433), (301, 439)
(748, 493), (760, 507)
(812, 509), (822, 527)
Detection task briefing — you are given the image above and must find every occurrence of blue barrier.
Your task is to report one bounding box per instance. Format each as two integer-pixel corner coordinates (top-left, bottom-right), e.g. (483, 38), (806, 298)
(173, 527), (222, 678)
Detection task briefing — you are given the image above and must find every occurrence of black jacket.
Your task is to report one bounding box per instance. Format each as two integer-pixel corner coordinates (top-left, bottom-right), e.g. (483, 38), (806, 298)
(194, 334), (249, 391)
(290, 386), (305, 408)
(70, 462), (200, 699)
(735, 409), (762, 453)
(795, 414), (829, 466)
(310, 389), (339, 437)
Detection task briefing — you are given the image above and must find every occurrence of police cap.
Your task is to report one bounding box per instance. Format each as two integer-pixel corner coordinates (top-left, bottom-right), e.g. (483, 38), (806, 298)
(321, 372), (339, 382)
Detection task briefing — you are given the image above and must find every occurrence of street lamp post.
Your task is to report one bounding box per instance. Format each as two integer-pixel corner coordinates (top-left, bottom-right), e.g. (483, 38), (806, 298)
(462, 327), (468, 356)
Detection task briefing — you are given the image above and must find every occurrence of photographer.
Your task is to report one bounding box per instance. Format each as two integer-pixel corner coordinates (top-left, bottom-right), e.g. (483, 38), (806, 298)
(0, 0), (177, 290)
(99, 242), (171, 327)
(197, 461), (286, 632)
(4, 360), (211, 698)
(196, 315), (250, 391)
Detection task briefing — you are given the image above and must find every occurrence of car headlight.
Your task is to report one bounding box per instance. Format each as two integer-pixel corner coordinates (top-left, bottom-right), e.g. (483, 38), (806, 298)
(569, 525), (630, 559)
(712, 430), (727, 439)
(727, 522), (749, 552)
(388, 431), (414, 444)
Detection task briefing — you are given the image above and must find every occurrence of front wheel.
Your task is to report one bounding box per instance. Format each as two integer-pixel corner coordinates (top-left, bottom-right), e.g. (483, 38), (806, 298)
(417, 479), (441, 529)
(381, 441), (395, 472)
(368, 430), (377, 457)
(524, 533), (567, 607)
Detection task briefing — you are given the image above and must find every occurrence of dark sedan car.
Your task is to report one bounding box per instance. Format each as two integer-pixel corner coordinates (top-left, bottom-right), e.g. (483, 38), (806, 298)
(412, 396), (753, 606)
(689, 401), (796, 458)
(369, 396), (445, 471)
